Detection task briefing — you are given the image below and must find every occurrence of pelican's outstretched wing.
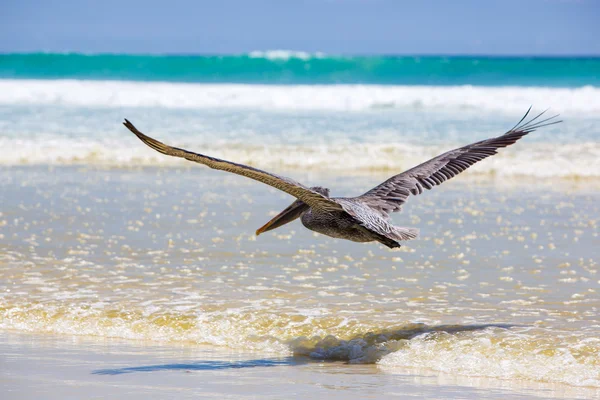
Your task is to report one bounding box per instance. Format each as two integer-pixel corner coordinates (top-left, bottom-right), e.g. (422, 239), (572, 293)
(356, 108), (562, 215)
(123, 120), (343, 212)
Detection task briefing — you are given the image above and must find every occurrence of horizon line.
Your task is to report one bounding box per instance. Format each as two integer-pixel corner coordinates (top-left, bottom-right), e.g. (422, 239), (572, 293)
(1, 50), (600, 59)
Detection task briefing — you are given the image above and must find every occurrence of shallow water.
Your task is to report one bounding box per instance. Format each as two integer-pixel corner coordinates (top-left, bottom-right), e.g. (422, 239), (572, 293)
(1, 80), (599, 179)
(1, 166), (598, 390)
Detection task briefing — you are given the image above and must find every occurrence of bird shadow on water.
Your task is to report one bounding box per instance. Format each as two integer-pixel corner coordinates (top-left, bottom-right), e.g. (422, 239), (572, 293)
(93, 356), (309, 375)
(92, 323), (519, 375)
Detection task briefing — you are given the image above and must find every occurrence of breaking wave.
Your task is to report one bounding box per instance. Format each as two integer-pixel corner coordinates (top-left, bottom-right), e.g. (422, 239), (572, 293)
(1, 79), (599, 113)
(1, 303), (598, 388)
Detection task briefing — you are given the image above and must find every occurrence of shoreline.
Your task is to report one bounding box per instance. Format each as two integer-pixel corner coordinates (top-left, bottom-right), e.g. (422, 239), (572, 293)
(2, 331), (599, 399)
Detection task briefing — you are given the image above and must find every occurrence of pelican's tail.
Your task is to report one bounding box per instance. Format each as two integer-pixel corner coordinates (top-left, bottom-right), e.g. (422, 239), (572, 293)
(391, 226), (420, 241)
(372, 226), (419, 249)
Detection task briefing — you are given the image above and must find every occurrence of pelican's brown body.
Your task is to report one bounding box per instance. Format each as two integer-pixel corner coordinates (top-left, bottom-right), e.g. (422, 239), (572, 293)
(275, 188), (417, 248)
(123, 108), (560, 248)
(302, 208), (378, 243)
(301, 209), (411, 248)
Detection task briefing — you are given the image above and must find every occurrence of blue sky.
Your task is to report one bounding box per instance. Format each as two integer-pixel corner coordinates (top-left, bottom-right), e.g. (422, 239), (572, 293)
(1, 0), (598, 55)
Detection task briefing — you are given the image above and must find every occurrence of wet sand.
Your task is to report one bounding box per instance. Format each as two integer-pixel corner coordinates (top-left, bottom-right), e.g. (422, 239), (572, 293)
(1, 166), (599, 398)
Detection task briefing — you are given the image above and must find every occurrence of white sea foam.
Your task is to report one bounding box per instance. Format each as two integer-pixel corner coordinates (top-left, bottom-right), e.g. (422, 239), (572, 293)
(1, 137), (599, 178)
(1, 79), (599, 113)
(293, 328), (600, 388)
(378, 330), (600, 388)
(247, 50), (326, 60)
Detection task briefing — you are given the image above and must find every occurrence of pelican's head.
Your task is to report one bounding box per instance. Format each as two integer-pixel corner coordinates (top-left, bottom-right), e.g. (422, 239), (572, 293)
(255, 186), (329, 236)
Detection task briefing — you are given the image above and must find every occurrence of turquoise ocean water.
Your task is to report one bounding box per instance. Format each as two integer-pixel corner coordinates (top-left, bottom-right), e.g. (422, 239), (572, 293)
(1, 52), (599, 86)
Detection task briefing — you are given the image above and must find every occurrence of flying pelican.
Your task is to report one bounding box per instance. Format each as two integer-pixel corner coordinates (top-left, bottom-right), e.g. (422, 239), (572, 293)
(124, 108), (560, 248)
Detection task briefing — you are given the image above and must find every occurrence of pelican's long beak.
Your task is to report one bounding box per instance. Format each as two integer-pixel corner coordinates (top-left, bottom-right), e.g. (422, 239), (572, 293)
(256, 201), (308, 236)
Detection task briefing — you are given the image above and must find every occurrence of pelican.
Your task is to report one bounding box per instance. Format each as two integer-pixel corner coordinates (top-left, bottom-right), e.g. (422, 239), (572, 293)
(124, 108), (560, 248)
